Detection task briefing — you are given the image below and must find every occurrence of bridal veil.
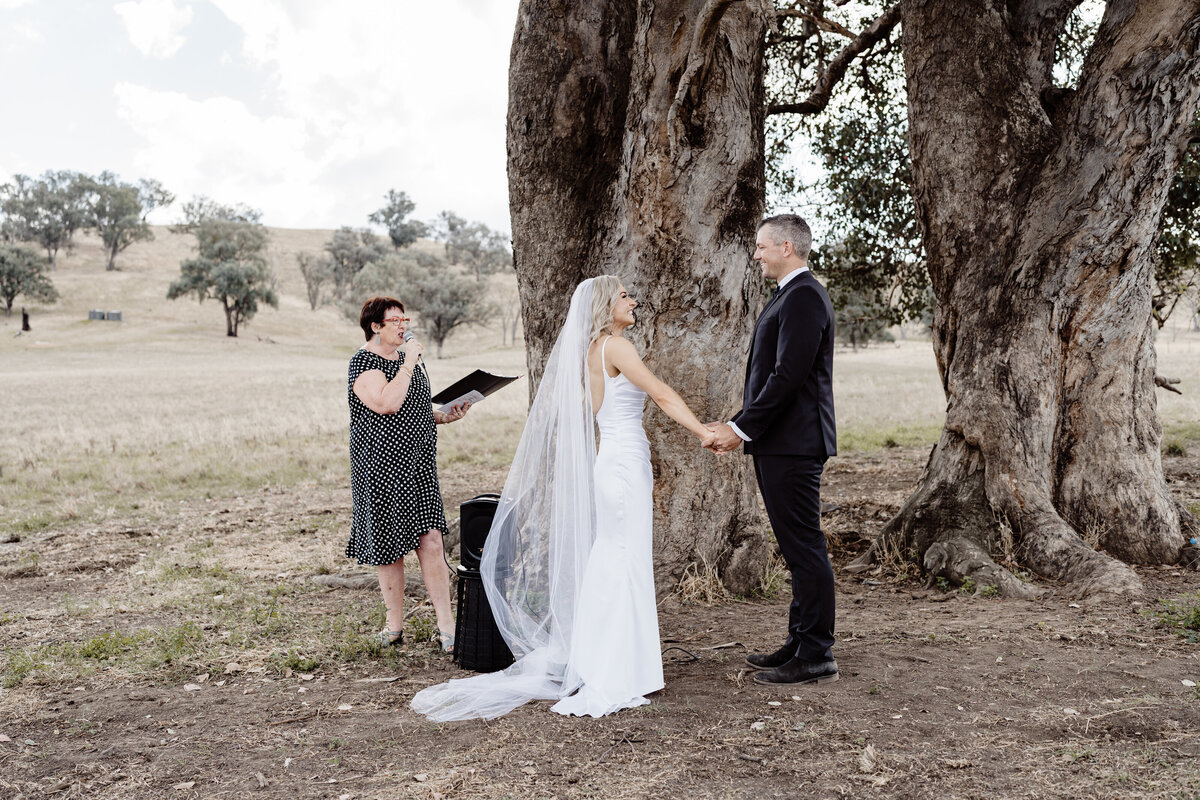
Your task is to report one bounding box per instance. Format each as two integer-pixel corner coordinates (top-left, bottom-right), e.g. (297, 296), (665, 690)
(410, 279), (598, 721)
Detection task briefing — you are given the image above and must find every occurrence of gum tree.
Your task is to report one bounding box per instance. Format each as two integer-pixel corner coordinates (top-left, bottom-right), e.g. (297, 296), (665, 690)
(768, 0), (1200, 596)
(508, 0), (774, 594)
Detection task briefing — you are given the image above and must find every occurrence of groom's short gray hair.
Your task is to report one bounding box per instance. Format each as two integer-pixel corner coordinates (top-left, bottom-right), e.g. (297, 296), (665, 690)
(758, 214), (812, 259)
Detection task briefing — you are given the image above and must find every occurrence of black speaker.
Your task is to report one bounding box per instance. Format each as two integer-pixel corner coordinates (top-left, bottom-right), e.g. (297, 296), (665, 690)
(458, 493), (500, 570)
(454, 566), (515, 672)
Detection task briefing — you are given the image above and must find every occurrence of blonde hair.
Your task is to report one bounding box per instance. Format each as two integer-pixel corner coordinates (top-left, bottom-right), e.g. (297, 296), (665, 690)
(588, 275), (624, 344)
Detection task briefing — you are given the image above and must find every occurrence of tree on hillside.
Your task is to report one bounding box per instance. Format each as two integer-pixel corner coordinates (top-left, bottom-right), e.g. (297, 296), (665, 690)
(296, 252), (334, 310)
(508, 0), (770, 594)
(489, 271), (522, 346)
(429, 211), (513, 280)
(355, 251), (491, 357)
(760, 1), (1200, 597)
(0, 171), (88, 268)
(368, 190), (427, 250)
(0, 244), (58, 316)
(81, 172), (174, 271)
(171, 196), (262, 231)
(167, 209), (277, 337)
(324, 227), (390, 300)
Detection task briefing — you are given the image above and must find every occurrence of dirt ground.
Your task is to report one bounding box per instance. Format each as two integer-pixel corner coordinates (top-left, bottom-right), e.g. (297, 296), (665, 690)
(3, 447), (1200, 799)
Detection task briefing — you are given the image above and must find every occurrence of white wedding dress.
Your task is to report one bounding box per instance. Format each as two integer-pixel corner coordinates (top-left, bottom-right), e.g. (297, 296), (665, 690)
(551, 338), (663, 716)
(410, 279), (662, 723)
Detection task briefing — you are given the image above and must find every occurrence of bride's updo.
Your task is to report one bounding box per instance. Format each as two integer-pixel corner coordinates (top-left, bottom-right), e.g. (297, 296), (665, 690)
(588, 275), (624, 343)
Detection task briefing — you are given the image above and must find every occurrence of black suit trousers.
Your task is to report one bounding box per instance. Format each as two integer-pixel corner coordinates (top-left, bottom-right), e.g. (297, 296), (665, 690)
(753, 454), (836, 662)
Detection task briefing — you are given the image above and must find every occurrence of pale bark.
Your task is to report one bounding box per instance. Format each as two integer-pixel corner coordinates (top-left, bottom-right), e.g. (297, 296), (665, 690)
(858, 0), (1200, 598)
(508, 0), (773, 594)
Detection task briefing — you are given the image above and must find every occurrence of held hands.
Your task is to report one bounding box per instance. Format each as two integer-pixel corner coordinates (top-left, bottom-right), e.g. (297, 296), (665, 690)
(434, 401), (471, 425)
(701, 421), (743, 455)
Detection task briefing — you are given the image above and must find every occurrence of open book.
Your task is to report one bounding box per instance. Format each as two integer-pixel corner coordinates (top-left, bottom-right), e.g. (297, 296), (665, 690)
(430, 369), (520, 413)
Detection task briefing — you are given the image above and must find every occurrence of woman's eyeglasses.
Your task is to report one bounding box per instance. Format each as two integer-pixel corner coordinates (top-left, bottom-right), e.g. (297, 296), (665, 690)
(382, 316), (410, 326)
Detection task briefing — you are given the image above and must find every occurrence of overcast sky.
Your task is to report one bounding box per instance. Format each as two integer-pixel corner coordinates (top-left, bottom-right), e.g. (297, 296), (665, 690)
(0, 0), (521, 232)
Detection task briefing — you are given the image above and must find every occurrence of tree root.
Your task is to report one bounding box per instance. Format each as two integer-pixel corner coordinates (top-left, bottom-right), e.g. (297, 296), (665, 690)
(851, 431), (1148, 599)
(922, 537), (1041, 599)
(1018, 510), (1142, 600)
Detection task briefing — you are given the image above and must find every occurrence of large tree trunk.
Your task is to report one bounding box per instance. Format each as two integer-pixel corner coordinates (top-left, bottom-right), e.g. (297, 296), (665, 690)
(508, 0), (773, 595)
(862, 0), (1200, 598)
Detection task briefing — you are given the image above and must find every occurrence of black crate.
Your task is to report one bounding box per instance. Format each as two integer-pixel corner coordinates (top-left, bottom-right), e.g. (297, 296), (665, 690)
(454, 566), (514, 673)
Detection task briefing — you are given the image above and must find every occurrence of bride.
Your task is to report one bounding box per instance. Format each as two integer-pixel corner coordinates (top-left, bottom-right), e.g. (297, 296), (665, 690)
(411, 275), (714, 720)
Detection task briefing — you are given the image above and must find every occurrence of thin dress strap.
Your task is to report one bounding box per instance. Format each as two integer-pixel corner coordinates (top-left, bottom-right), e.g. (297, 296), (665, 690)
(600, 335), (613, 377)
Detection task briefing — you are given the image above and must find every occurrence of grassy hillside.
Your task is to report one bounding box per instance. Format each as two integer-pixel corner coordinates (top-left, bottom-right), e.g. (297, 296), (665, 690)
(0, 227), (529, 534)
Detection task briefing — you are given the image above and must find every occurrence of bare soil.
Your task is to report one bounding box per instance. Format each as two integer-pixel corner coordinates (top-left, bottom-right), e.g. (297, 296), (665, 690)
(3, 448), (1200, 799)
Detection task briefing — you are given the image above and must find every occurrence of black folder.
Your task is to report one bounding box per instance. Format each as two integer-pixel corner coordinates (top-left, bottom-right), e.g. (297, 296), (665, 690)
(431, 369), (520, 412)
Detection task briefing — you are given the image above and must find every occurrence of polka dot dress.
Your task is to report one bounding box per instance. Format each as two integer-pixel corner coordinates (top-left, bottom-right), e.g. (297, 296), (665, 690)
(346, 348), (447, 566)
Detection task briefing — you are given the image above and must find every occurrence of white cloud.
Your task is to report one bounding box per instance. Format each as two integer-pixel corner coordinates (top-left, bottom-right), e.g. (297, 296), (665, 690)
(114, 0), (193, 59)
(0, 0), (38, 9)
(12, 20), (40, 41)
(198, 0), (518, 230)
(87, 1), (520, 230)
(113, 82), (327, 222)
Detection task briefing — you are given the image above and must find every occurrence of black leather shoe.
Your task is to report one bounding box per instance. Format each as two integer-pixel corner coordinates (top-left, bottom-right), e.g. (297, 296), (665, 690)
(745, 644), (794, 670)
(752, 657), (838, 686)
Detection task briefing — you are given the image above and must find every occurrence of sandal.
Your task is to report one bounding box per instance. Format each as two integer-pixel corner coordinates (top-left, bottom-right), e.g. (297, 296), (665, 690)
(379, 629), (403, 648)
(436, 629), (455, 654)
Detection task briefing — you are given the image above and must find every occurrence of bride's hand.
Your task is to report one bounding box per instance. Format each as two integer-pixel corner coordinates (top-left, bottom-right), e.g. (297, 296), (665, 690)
(700, 430), (720, 452)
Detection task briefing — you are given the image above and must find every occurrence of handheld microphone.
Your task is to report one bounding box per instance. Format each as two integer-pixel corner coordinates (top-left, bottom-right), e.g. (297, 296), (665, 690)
(402, 329), (426, 373)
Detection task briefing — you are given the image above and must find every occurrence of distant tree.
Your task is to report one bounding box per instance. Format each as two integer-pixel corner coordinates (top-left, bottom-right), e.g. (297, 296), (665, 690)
(325, 227), (390, 300)
(167, 211), (277, 337)
(355, 250), (491, 357)
(1153, 134), (1200, 328)
(817, 240), (903, 350)
(428, 210), (466, 255)
(0, 244), (58, 316)
(0, 171), (88, 268)
(170, 196), (262, 232)
(489, 272), (522, 346)
(82, 172), (174, 271)
(429, 211), (512, 280)
(296, 251), (334, 310)
(830, 284), (894, 351)
(368, 190), (427, 250)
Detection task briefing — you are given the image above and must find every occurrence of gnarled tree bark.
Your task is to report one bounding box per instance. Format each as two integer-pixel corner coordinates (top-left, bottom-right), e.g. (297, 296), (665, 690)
(857, 0), (1200, 598)
(508, 0), (774, 594)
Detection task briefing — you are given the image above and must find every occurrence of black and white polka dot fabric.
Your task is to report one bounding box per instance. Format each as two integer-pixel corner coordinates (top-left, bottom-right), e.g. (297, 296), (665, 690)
(346, 348), (447, 566)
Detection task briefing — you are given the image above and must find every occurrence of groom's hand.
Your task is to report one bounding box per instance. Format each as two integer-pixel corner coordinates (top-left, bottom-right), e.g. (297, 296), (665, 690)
(703, 422), (743, 454)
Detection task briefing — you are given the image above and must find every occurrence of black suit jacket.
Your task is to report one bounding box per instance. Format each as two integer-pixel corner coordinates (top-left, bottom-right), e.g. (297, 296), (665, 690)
(732, 270), (837, 457)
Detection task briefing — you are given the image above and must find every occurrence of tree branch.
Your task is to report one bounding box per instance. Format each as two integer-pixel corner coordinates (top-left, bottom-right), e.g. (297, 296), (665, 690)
(1008, 0), (1084, 94)
(774, 4), (856, 38)
(767, 4), (901, 116)
(1155, 375), (1183, 395)
(668, 0), (757, 157)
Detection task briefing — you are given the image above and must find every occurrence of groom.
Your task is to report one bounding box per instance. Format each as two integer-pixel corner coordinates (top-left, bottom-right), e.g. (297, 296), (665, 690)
(706, 213), (838, 686)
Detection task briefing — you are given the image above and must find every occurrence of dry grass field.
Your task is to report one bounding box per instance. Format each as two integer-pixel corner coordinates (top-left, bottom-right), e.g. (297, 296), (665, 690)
(2, 229), (1200, 798)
